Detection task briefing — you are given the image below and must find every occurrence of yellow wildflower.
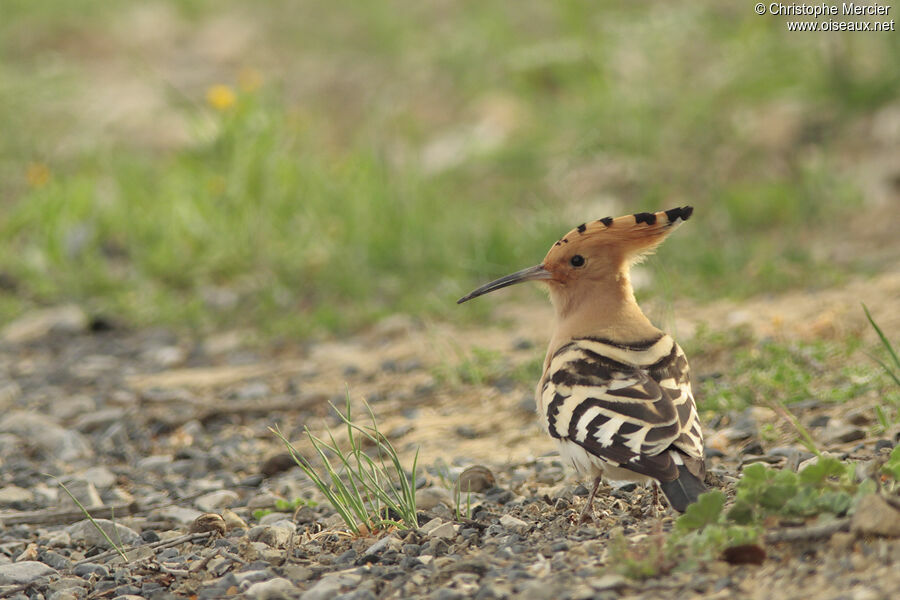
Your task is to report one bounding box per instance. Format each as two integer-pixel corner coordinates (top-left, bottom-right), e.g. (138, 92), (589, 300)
(206, 84), (236, 111)
(25, 162), (51, 188)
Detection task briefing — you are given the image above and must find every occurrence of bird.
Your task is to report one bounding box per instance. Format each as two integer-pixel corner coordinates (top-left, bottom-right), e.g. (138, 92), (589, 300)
(457, 206), (706, 517)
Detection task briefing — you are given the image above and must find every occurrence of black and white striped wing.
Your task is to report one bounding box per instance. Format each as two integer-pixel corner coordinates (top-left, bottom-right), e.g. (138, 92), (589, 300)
(540, 335), (703, 482)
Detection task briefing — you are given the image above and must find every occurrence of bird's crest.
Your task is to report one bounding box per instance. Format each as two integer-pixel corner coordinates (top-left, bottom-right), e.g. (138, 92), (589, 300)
(548, 206), (693, 265)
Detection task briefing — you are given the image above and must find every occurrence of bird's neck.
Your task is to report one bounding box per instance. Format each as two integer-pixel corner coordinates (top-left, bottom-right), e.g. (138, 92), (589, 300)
(547, 270), (659, 354)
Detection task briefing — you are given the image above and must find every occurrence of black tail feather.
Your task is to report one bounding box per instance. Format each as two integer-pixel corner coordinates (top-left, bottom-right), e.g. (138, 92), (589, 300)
(658, 465), (706, 512)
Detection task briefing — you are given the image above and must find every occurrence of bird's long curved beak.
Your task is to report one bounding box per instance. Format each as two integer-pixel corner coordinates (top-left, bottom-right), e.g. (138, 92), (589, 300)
(457, 264), (552, 304)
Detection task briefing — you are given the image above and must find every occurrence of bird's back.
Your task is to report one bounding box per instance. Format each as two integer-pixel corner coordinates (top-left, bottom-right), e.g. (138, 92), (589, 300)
(538, 332), (705, 510)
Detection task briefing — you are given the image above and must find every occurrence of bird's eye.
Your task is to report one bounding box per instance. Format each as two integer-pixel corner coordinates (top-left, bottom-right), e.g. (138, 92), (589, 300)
(570, 255), (585, 267)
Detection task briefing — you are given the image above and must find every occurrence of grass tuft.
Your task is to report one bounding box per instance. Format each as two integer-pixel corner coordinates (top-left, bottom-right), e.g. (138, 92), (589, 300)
(48, 474), (128, 563)
(271, 393), (418, 534)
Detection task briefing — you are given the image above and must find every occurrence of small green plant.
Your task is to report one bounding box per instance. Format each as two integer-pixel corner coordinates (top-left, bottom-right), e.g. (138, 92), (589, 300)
(613, 451), (900, 578)
(49, 475), (128, 563)
(882, 446), (900, 492)
(252, 508), (273, 521)
(608, 529), (673, 580)
(271, 393), (418, 535)
(727, 459), (876, 524)
(252, 498), (317, 521)
(429, 458), (473, 521)
(276, 497), (318, 512)
(863, 303), (900, 427)
(453, 485), (473, 521)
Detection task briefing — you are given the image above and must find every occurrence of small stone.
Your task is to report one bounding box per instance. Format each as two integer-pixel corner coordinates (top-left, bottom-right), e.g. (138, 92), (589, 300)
(300, 574), (361, 600)
(73, 409), (126, 434)
(591, 574), (627, 591)
(196, 490), (240, 512)
(0, 561), (57, 585)
(0, 485), (35, 506)
(0, 411), (93, 461)
(416, 487), (452, 511)
(823, 422), (866, 445)
(234, 569), (272, 585)
(499, 514), (529, 533)
(57, 480), (102, 509)
(245, 577), (297, 600)
(851, 494), (900, 537)
(808, 415), (830, 428)
(1, 305), (87, 343)
(828, 531), (856, 551)
(74, 562), (110, 579)
(67, 519), (140, 548)
(136, 454), (174, 472)
(258, 512), (292, 525)
(429, 522), (458, 540)
(156, 505), (204, 525)
(419, 517), (444, 536)
(222, 508), (249, 531)
(39, 550), (72, 571)
(362, 535), (402, 560)
(260, 454), (297, 477)
(846, 408), (873, 426)
(874, 439), (894, 453)
(15, 543), (38, 562)
(247, 493), (281, 510)
(80, 466), (116, 489)
(248, 520), (295, 548)
(457, 465), (496, 493)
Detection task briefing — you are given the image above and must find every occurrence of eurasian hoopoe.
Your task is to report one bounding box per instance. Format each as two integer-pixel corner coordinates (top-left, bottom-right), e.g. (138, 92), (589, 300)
(458, 207), (705, 515)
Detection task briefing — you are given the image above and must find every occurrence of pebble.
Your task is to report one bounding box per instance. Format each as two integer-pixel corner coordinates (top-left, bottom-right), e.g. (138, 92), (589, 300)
(851, 495), (900, 537)
(80, 466), (117, 489)
(591, 574), (627, 591)
(301, 574), (362, 600)
(416, 487), (453, 510)
(363, 534), (402, 560)
(74, 562), (110, 579)
(248, 520), (295, 548)
(499, 514), (529, 533)
(0, 411), (93, 461)
(155, 505), (204, 524)
(196, 489), (240, 511)
(222, 508), (249, 530)
(0, 561), (57, 585)
(0, 484), (35, 506)
(824, 422), (867, 445)
(39, 550), (72, 571)
(66, 519), (141, 548)
(1, 305), (87, 342)
(429, 522), (458, 540)
(57, 480), (102, 509)
(245, 577), (298, 599)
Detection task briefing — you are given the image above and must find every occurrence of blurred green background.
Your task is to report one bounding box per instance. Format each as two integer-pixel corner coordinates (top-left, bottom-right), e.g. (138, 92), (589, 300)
(1, 0), (898, 337)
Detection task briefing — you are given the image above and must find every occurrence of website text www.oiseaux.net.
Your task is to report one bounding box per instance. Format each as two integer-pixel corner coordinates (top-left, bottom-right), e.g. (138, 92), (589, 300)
(757, 2), (895, 31)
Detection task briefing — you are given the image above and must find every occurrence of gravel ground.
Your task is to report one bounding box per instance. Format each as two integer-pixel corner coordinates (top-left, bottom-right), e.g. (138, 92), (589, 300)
(1, 304), (899, 600)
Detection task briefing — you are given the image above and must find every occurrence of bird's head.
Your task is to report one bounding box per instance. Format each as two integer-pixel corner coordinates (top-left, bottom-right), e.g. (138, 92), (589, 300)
(457, 206), (693, 313)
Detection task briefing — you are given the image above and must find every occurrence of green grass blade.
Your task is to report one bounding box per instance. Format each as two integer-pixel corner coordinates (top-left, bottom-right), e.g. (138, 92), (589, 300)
(48, 475), (128, 563)
(863, 303), (900, 372)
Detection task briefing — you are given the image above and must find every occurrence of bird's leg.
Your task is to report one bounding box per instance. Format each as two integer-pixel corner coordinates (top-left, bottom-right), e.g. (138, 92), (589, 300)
(651, 482), (661, 518)
(578, 476), (602, 524)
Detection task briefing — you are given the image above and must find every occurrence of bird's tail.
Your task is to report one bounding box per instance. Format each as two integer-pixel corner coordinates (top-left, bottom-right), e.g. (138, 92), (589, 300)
(658, 464), (707, 513)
